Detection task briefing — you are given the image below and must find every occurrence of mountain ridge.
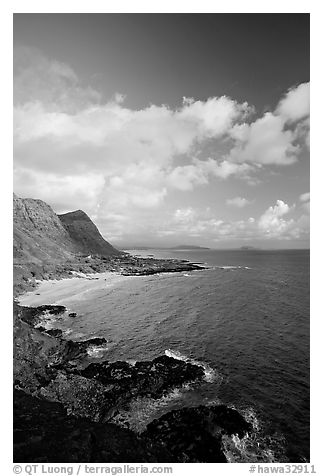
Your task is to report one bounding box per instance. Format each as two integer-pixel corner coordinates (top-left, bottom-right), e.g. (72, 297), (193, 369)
(13, 194), (120, 264)
(58, 209), (120, 258)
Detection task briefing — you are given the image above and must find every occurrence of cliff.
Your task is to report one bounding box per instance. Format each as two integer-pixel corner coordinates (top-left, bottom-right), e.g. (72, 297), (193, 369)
(13, 194), (121, 295)
(13, 194), (76, 264)
(14, 195), (120, 262)
(58, 209), (120, 257)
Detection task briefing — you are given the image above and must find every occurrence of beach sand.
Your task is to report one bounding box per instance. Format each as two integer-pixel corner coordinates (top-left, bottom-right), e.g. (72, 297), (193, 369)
(18, 271), (135, 307)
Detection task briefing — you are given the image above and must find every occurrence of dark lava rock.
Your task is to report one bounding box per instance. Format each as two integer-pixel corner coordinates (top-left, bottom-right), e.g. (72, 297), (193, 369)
(68, 312), (77, 317)
(84, 337), (106, 346)
(45, 329), (63, 338)
(58, 337), (108, 362)
(79, 355), (205, 405)
(142, 405), (252, 463)
(15, 302), (66, 327)
(14, 389), (174, 463)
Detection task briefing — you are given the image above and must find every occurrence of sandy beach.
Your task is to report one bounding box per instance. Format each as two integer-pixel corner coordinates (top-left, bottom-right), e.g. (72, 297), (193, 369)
(18, 271), (135, 307)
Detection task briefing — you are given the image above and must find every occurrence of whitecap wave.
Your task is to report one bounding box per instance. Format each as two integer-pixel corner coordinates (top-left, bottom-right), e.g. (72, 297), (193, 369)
(165, 349), (220, 383)
(222, 406), (287, 463)
(86, 342), (110, 358)
(112, 387), (183, 432)
(214, 265), (252, 270)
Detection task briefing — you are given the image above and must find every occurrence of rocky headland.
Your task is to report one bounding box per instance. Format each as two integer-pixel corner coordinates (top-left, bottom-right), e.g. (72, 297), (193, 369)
(13, 194), (204, 296)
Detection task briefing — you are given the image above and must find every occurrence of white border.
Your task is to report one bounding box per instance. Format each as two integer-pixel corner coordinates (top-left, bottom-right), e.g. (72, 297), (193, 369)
(2, 3), (320, 475)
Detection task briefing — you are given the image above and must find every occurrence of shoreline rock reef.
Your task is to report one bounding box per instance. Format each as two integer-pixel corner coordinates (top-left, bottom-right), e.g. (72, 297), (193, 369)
(14, 302), (252, 463)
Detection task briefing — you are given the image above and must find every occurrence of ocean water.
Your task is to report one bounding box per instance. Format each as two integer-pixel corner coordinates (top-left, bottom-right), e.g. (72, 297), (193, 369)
(48, 249), (310, 462)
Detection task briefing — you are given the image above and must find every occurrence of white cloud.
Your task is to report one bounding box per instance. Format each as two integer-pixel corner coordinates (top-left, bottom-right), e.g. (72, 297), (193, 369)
(299, 192), (310, 213)
(167, 200), (308, 242)
(276, 82), (310, 123)
(226, 197), (251, 208)
(177, 96), (251, 139)
(258, 200), (294, 237)
(14, 46), (101, 112)
(229, 113), (299, 166)
(173, 207), (197, 223)
(14, 168), (105, 214)
(13, 49), (310, 244)
(168, 164), (208, 191)
(300, 192), (310, 202)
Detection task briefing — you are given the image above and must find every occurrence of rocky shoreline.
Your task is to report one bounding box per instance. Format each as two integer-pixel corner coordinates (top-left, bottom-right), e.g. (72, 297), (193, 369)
(14, 301), (253, 463)
(14, 254), (205, 297)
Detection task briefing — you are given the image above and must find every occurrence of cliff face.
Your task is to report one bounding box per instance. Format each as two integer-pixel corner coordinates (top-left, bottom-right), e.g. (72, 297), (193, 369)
(13, 194), (76, 264)
(13, 195), (120, 263)
(58, 209), (121, 257)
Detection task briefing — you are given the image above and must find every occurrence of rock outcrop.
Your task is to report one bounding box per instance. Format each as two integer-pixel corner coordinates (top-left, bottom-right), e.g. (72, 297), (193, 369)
(14, 389), (174, 463)
(143, 405), (252, 462)
(13, 302), (253, 462)
(14, 303), (205, 421)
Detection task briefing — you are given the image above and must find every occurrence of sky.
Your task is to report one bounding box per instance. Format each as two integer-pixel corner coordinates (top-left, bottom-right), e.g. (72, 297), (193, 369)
(13, 13), (310, 248)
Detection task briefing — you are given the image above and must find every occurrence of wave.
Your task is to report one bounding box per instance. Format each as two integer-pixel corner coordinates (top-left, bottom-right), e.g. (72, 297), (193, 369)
(165, 349), (221, 383)
(222, 406), (287, 463)
(112, 387), (184, 433)
(86, 342), (111, 358)
(214, 265), (252, 270)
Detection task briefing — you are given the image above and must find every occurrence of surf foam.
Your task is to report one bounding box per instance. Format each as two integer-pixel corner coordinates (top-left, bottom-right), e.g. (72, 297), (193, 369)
(165, 349), (220, 383)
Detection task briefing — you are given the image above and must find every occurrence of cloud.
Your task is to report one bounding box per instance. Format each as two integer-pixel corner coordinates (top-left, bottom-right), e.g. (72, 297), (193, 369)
(168, 200), (308, 242)
(299, 192), (310, 213)
(13, 49), (310, 244)
(276, 82), (310, 123)
(14, 46), (101, 112)
(226, 197), (251, 208)
(229, 113), (299, 165)
(258, 200), (294, 237)
(177, 96), (252, 139)
(167, 159), (253, 191)
(14, 167), (105, 214)
(299, 192), (310, 202)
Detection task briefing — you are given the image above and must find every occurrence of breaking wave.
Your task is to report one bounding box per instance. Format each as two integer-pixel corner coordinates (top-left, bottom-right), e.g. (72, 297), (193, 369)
(86, 342), (111, 358)
(165, 349), (221, 383)
(112, 387), (185, 433)
(214, 265), (252, 270)
(222, 406), (287, 463)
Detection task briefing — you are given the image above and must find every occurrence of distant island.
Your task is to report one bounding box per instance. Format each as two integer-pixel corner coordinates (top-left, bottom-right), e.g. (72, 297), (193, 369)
(170, 245), (210, 250)
(122, 245), (210, 251)
(239, 246), (260, 250)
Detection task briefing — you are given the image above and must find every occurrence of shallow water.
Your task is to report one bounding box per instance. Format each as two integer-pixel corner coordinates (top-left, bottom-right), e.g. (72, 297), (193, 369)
(25, 249), (310, 462)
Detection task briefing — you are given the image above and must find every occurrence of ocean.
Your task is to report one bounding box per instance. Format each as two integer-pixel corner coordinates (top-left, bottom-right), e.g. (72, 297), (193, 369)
(37, 249), (310, 462)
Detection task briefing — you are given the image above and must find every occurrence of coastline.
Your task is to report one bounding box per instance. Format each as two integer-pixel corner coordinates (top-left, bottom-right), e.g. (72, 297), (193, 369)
(14, 299), (254, 462)
(18, 271), (135, 307)
(13, 257), (256, 463)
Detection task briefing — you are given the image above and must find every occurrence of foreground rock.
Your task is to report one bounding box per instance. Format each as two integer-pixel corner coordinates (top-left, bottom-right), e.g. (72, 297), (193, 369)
(35, 356), (205, 422)
(73, 356), (205, 419)
(142, 405), (252, 462)
(14, 389), (174, 463)
(14, 303), (205, 421)
(14, 302), (254, 463)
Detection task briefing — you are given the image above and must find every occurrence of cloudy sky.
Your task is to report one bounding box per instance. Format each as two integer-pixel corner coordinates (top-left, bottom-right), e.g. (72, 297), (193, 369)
(13, 14), (310, 248)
